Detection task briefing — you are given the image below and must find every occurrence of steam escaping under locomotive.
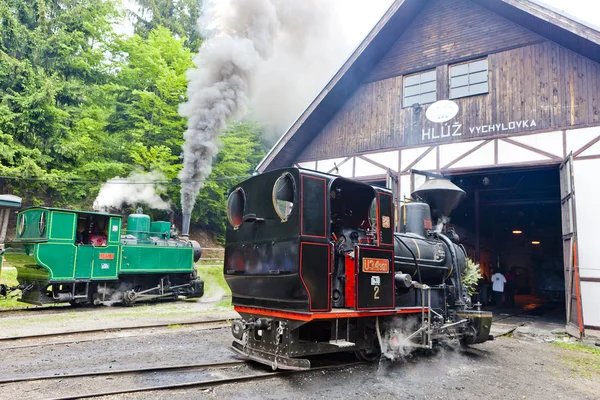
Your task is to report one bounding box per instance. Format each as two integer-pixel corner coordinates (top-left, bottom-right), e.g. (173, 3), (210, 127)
(1, 208), (203, 306)
(224, 167), (492, 370)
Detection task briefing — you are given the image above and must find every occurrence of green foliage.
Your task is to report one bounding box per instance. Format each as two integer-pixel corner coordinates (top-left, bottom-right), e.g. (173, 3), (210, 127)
(129, 0), (204, 51)
(0, 0), (123, 206)
(107, 26), (194, 175)
(0, 0), (270, 243)
(462, 258), (482, 296)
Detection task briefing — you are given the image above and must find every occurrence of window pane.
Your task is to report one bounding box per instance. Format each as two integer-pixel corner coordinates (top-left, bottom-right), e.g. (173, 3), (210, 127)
(421, 91), (436, 104)
(450, 75), (469, 88)
(421, 70), (436, 82)
(420, 80), (436, 93)
(450, 86), (470, 99)
(469, 59), (488, 73)
(404, 85), (421, 97)
(404, 95), (420, 107)
(470, 82), (489, 95)
(403, 69), (436, 106)
(404, 74), (420, 86)
(450, 64), (468, 77)
(469, 70), (488, 85)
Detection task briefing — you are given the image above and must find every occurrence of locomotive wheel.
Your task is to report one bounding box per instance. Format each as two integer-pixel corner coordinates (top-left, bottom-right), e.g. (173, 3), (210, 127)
(122, 289), (137, 307)
(354, 348), (382, 362)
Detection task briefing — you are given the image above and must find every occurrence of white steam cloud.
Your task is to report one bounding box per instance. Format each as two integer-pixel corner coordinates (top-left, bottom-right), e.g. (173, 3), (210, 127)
(434, 216), (450, 233)
(380, 318), (420, 361)
(178, 0), (362, 214)
(95, 171), (171, 212)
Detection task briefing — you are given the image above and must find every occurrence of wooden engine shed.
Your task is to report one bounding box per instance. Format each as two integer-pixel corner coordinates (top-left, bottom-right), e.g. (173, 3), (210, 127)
(258, 0), (600, 338)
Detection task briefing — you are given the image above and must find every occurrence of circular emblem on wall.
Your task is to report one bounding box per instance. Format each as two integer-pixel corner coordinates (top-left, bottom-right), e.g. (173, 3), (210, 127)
(425, 100), (459, 123)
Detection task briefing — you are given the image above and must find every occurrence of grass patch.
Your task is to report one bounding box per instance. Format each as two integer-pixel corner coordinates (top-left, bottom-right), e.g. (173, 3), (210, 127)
(216, 298), (232, 309)
(553, 341), (600, 357)
(553, 341), (600, 379)
(196, 260), (230, 299)
(3, 253), (34, 269)
(0, 261), (21, 309)
(167, 323), (183, 329)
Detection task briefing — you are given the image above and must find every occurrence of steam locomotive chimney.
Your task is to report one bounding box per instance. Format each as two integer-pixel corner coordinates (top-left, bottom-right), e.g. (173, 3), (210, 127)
(412, 178), (465, 220)
(182, 213), (191, 237)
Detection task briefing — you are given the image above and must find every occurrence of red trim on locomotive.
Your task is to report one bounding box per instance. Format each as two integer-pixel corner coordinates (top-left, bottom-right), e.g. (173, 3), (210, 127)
(299, 241), (332, 312)
(234, 305), (427, 322)
(344, 252), (355, 308)
(299, 174), (328, 239)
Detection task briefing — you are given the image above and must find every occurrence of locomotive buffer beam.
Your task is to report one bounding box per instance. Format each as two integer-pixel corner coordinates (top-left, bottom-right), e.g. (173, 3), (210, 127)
(231, 340), (311, 371)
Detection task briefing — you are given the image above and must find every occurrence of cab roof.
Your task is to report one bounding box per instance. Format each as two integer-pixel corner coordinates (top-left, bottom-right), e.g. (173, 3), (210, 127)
(21, 206), (122, 218)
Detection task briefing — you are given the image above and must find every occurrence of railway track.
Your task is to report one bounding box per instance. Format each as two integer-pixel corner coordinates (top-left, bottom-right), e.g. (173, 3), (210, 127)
(0, 305), (71, 314)
(0, 296), (233, 315)
(0, 318), (231, 350)
(0, 360), (246, 384)
(0, 359), (364, 400)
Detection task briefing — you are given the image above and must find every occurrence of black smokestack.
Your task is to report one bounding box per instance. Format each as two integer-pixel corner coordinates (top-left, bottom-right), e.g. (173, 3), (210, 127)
(182, 213), (191, 237)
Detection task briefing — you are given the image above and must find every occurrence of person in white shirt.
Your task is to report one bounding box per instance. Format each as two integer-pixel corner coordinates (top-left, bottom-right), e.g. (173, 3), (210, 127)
(491, 269), (507, 309)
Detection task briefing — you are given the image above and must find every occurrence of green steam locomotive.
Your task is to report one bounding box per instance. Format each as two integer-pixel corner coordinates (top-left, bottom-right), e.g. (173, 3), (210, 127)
(1, 207), (203, 306)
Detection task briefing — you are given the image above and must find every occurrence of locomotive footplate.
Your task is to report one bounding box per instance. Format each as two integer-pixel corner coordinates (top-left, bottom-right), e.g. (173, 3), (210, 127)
(231, 341), (311, 370)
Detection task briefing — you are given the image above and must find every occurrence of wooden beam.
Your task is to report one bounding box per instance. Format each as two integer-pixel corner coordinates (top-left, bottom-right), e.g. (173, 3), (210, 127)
(501, 137), (562, 160)
(402, 146), (435, 172)
(573, 134), (600, 157)
(442, 140), (491, 169)
(356, 155), (395, 173)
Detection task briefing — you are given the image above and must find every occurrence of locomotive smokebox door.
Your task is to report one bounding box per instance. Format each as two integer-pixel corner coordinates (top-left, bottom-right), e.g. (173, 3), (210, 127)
(355, 247), (394, 310)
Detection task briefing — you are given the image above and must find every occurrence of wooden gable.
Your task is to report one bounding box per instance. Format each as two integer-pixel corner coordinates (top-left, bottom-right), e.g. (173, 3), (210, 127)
(367, 0), (542, 82)
(297, 1), (600, 161)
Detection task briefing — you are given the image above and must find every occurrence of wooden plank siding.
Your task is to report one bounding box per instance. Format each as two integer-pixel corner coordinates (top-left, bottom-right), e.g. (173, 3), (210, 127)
(367, 0), (543, 83)
(299, 41), (600, 161)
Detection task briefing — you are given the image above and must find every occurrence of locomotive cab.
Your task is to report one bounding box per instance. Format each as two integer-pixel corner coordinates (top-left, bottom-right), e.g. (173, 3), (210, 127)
(225, 168), (492, 370)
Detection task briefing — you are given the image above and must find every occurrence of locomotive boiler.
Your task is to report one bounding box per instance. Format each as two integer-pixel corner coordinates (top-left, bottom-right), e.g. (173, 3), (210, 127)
(1, 208), (203, 306)
(224, 167), (492, 370)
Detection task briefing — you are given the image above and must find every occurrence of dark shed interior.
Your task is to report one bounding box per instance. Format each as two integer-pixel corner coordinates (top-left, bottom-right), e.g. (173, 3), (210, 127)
(446, 166), (565, 310)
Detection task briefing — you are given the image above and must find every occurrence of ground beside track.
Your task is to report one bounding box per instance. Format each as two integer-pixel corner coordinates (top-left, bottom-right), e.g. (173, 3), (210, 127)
(0, 299), (237, 339)
(2, 321), (599, 400)
(110, 337), (600, 400)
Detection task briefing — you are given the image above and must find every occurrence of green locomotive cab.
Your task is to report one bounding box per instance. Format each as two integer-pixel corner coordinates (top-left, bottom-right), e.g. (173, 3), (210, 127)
(7, 207), (203, 306)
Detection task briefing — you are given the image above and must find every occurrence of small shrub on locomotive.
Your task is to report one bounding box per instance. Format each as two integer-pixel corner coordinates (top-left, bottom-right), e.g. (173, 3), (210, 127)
(2, 208), (203, 306)
(224, 168), (493, 370)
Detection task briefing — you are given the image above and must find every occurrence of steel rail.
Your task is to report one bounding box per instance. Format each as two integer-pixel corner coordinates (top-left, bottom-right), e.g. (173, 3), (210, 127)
(0, 296), (232, 315)
(0, 360), (246, 385)
(0, 321), (230, 351)
(0, 305), (70, 314)
(0, 318), (231, 343)
(44, 361), (366, 400)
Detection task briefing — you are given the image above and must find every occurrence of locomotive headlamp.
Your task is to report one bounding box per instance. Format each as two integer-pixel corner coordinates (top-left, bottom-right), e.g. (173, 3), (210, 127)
(512, 230), (523, 234)
(531, 241), (541, 245)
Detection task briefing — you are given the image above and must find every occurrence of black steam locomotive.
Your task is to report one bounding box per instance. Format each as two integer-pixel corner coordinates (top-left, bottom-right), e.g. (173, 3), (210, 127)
(224, 168), (492, 370)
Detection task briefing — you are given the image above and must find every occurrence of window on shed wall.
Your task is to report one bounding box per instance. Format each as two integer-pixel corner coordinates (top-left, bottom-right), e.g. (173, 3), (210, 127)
(403, 70), (436, 107)
(450, 58), (488, 99)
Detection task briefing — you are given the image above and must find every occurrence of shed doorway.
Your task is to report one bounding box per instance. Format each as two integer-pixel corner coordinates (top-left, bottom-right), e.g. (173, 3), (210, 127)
(443, 166), (565, 313)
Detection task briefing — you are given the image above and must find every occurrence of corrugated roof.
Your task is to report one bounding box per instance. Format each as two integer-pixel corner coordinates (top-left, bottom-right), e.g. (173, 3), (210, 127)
(0, 194), (22, 208)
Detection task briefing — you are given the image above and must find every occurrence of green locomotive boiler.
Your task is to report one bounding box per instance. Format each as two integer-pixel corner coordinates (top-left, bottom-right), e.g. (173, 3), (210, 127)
(2, 207), (203, 306)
